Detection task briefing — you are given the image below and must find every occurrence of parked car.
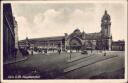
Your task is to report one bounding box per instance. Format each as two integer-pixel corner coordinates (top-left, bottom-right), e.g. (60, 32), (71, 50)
(81, 50), (88, 54)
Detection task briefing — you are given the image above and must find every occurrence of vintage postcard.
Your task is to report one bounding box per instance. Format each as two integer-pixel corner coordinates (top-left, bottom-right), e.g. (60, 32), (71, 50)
(1, 0), (127, 83)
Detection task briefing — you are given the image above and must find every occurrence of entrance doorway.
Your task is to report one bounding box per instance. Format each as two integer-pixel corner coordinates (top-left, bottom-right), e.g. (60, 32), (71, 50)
(69, 37), (82, 52)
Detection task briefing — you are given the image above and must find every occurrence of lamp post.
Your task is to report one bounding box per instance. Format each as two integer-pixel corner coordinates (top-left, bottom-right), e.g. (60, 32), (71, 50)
(91, 42), (92, 53)
(70, 44), (71, 60)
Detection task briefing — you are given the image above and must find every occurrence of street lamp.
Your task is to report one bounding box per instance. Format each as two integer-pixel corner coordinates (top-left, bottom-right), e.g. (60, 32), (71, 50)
(70, 44), (71, 60)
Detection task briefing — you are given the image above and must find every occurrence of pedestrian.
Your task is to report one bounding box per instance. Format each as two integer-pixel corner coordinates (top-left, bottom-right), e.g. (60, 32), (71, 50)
(31, 50), (33, 55)
(104, 52), (106, 56)
(58, 49), (61, 55)
(44, 49), (47, 55)
(24, 49), (29, 56)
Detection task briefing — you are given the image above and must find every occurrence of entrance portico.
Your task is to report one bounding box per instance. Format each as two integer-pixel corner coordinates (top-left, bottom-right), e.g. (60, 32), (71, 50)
(67, 36), (83, 51)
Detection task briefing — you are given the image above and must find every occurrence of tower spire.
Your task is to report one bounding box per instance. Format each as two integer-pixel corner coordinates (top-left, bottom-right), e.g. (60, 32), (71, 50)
(105, 9), (107, 14)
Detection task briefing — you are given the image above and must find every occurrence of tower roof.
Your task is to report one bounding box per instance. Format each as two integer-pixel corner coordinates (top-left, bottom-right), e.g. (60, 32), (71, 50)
(105, 10), (108, 14)
(102, 10), (111, 22)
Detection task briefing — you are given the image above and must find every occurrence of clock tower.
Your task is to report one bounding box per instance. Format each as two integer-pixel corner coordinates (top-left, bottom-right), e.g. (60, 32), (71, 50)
(101, 10), (111, 37)
(101, 10), (112, 50)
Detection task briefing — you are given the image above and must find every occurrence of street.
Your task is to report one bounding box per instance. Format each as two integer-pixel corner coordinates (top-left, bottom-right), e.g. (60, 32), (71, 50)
(4, 51), (124, 79)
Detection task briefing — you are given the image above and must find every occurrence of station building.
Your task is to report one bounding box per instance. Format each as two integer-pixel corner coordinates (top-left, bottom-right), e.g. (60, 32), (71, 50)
(19, 10), (113, 51)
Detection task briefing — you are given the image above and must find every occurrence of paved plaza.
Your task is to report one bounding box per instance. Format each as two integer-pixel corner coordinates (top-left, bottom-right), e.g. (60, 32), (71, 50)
(4, 51), (124, 79)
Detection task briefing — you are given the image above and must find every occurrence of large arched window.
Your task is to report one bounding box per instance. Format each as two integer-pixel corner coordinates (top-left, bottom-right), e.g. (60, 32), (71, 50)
(69, 37), (82, 50)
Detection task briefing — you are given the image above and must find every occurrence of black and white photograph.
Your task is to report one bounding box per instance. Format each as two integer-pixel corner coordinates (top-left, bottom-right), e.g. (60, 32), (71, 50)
(1, 0), (127, 82)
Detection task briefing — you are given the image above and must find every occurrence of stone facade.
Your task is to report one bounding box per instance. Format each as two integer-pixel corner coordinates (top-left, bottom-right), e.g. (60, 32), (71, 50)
(19, 10), (112, 51)
(112, 40), (125, 51)
(65, 10), (112, 51)
(3, 4), (16, 61)
(19, 36), (65, 51)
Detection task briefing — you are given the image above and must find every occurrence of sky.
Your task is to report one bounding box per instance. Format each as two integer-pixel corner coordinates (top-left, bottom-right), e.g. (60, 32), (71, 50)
(11, 2), (127, 41)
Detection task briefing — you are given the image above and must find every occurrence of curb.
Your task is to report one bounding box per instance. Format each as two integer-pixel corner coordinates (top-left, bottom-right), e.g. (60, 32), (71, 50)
(3, 56), (28, 65)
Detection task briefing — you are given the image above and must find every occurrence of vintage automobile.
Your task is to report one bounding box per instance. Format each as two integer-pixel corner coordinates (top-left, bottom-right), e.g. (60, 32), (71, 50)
(81, 50), (88, 54)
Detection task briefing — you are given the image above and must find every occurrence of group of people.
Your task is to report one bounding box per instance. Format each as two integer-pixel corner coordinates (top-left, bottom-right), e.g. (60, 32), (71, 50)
(19, 47), (29, 56)
(29, 48), (62, 55)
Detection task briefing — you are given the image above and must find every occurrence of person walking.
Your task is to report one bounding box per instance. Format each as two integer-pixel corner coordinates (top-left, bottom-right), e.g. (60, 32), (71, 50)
(58, 49), (61, 55)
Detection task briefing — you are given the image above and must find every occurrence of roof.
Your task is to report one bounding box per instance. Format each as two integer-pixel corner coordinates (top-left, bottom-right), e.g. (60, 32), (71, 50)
(84, 32), (101, 40)
(31, 36), (64, 41)
(19, 36), (65, 44)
